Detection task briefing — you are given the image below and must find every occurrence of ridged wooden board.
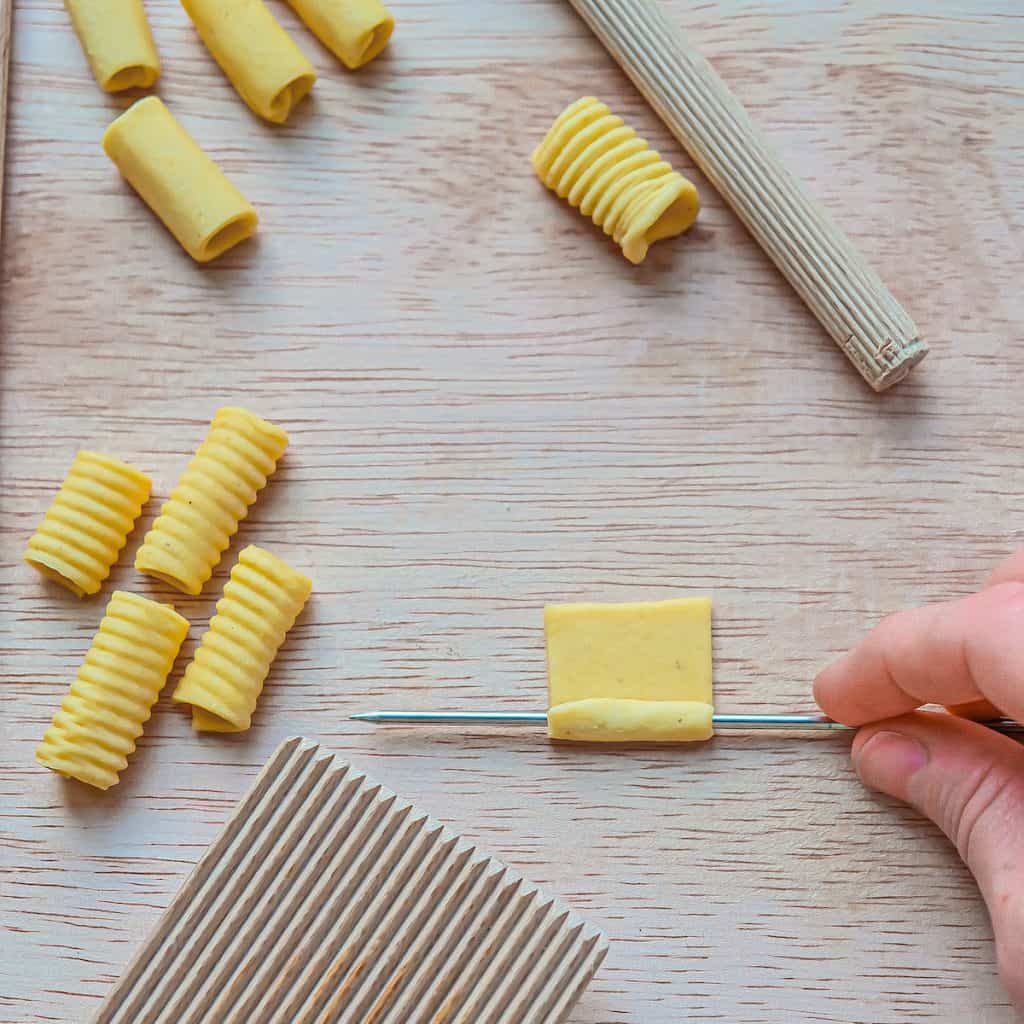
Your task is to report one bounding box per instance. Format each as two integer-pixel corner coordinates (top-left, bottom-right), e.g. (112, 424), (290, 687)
(566, 0), (928, 391)
(94, 737), (609, 1024)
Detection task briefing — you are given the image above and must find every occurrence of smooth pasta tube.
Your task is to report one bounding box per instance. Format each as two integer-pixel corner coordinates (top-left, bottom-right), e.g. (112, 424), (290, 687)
(24, 451), (151, 598)
(548, 699), (714, 743)
(65, 0), (160, 92)
(134, 407), (288, 596)
(181, 0), (316, 124)
(287, 0), (394, 70)
(103, 97), (258, 263)
(36, 591), (189, 790)
(173, 545), (311, 732)
(532, 96), (700, 264)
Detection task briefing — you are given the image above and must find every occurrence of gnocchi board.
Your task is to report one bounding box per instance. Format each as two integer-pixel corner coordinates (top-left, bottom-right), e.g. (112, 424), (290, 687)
(0, 2), (1021, 1023)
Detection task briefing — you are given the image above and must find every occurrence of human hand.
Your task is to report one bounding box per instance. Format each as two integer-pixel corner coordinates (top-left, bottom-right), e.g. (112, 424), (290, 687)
(813, 551), (1024, 1009)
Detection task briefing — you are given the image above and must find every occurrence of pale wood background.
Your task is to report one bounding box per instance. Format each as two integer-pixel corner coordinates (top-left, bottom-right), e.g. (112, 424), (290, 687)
(1, 1), (1022, 1021)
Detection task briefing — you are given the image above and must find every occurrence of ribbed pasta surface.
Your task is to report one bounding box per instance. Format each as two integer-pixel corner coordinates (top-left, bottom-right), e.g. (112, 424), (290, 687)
(36, 591), (189, 790)
(24, 451), (151, 598)
(174, 545), (311, 732)
(532, 96), (699, 264)
(135, 408), (288, 596)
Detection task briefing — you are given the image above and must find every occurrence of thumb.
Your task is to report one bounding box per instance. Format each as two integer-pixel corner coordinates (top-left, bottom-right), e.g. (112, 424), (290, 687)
(853, 713), (1024, 1008)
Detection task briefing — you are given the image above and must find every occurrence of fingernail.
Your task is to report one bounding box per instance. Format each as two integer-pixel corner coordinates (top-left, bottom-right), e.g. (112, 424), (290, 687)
(853, 731), (929, 796)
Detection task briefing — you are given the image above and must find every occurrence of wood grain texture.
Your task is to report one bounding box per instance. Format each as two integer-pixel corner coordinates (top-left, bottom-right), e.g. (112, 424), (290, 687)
(95, 737), (608, 1024)
(0, 1), (1022, 1022)
(567, 0), (928, 391)
(0, 0), (11, 238)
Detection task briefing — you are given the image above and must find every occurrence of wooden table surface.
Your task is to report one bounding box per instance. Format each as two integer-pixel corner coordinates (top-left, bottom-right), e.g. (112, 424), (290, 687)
(1, 2), (1022, 1021)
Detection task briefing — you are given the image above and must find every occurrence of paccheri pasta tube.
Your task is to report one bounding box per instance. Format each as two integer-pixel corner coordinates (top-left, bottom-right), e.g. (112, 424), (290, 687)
(287, 0), (394, 70)
(24, 451), (151, 598)
(135, 408), (289, 596)
(173, 545), (311, 732)
(36, 591), (189, 790)
(532, 96), (699, 264)
(103, 96), (258, 262)
(181, 0), (316, 123)
(65, 0), (160, 92)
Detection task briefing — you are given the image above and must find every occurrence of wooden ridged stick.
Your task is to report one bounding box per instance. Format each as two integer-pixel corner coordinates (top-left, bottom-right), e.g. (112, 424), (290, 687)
(566, 0), (928, 391)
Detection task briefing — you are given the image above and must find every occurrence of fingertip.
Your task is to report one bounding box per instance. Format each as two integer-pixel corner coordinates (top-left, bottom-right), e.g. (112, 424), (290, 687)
(851, 722), (930, 800)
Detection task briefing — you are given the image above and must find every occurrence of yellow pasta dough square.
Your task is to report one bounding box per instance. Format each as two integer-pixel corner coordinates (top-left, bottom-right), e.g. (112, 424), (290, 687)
(545, 597), (712, 707)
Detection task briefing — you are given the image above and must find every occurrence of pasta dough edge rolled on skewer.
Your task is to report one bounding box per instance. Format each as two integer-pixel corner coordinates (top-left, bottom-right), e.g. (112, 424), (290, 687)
(287, 0), (394, 70)
(103, 96), (258, 262)
(24, 450), (152, 598)
(181, 0), (316, 123)
(36, 591), (189, 790)
(532, 96), (699, 264)
(64, 0), (160, 92)
(173, 545), (312, 732)
(548, 698), (714, 742)
(135, 407), (289, 596)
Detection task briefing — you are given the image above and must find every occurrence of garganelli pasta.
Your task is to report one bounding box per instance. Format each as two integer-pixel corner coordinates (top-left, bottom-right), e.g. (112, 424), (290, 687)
(173, 545), (311, 732)
(532, 96), (700, 264)
(287, 0), (394, 70)
(134, 408), (289, 596)
(181, 0), (316, 123)
(24, 451), (151, 598)
(103, 96), (258, 263)
(65, 0), (160, 92)
(36, 591), (189, 790)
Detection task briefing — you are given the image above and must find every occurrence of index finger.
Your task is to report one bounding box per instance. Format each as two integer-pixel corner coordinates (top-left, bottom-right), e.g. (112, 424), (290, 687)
(814, 582), (1024, 726)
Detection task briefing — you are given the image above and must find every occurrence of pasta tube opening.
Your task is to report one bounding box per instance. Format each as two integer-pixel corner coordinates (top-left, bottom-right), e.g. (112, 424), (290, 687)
(267, 72), (317, 124)
(286, 0), (394, 70)
(199, 210), (260, 262)
(105, 62), (159, 92)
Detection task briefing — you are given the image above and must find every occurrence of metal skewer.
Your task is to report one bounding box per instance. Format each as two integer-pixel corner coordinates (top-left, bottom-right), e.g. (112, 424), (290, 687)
(351, 710), (1024, 734)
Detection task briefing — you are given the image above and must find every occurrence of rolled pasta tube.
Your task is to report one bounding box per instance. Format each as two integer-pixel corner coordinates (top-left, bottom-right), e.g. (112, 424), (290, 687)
(103, 97), (258, 263)
(24, 451), (151, 598)
(173, 545), (311, 732)
(135, 407), (289, 596)
(36, 591), (189, 790)
(532, 96), (699, 264)
(548, 698), (714, 743)
(287, 0), (394, 70)
(65, 0), (160, 92)
(181, 0), (316, 124)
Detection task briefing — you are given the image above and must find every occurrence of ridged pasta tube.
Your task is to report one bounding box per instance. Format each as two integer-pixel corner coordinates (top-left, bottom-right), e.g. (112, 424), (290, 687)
(24, 451), (151, 598)
(103, 97), (259, 263)
(135, 408), (289, 596)
(532, 96), (700, 264)
(181, 0), (316, 124)
(65, 0), (160, 92)
(173, 545), (311, 732)
(287, 0), (394, 70)
(36, 591), (189, 790)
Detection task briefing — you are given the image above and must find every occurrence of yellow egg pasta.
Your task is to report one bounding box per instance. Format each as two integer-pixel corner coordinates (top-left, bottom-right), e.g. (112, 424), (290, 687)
(532, 96), (700, 264)
(103, 97), (258, 263)
(24, 451), (151, 598)
(545, 597), (713, 743)
(548, 699), (714, 743)
(181, 0), (316, 124)
(36, 591), (189, 790)
(287, 0), (394, 70)
(173, 545), (311, 732)
(65, 0), (160, 92)
(135, 408), (288, 596)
